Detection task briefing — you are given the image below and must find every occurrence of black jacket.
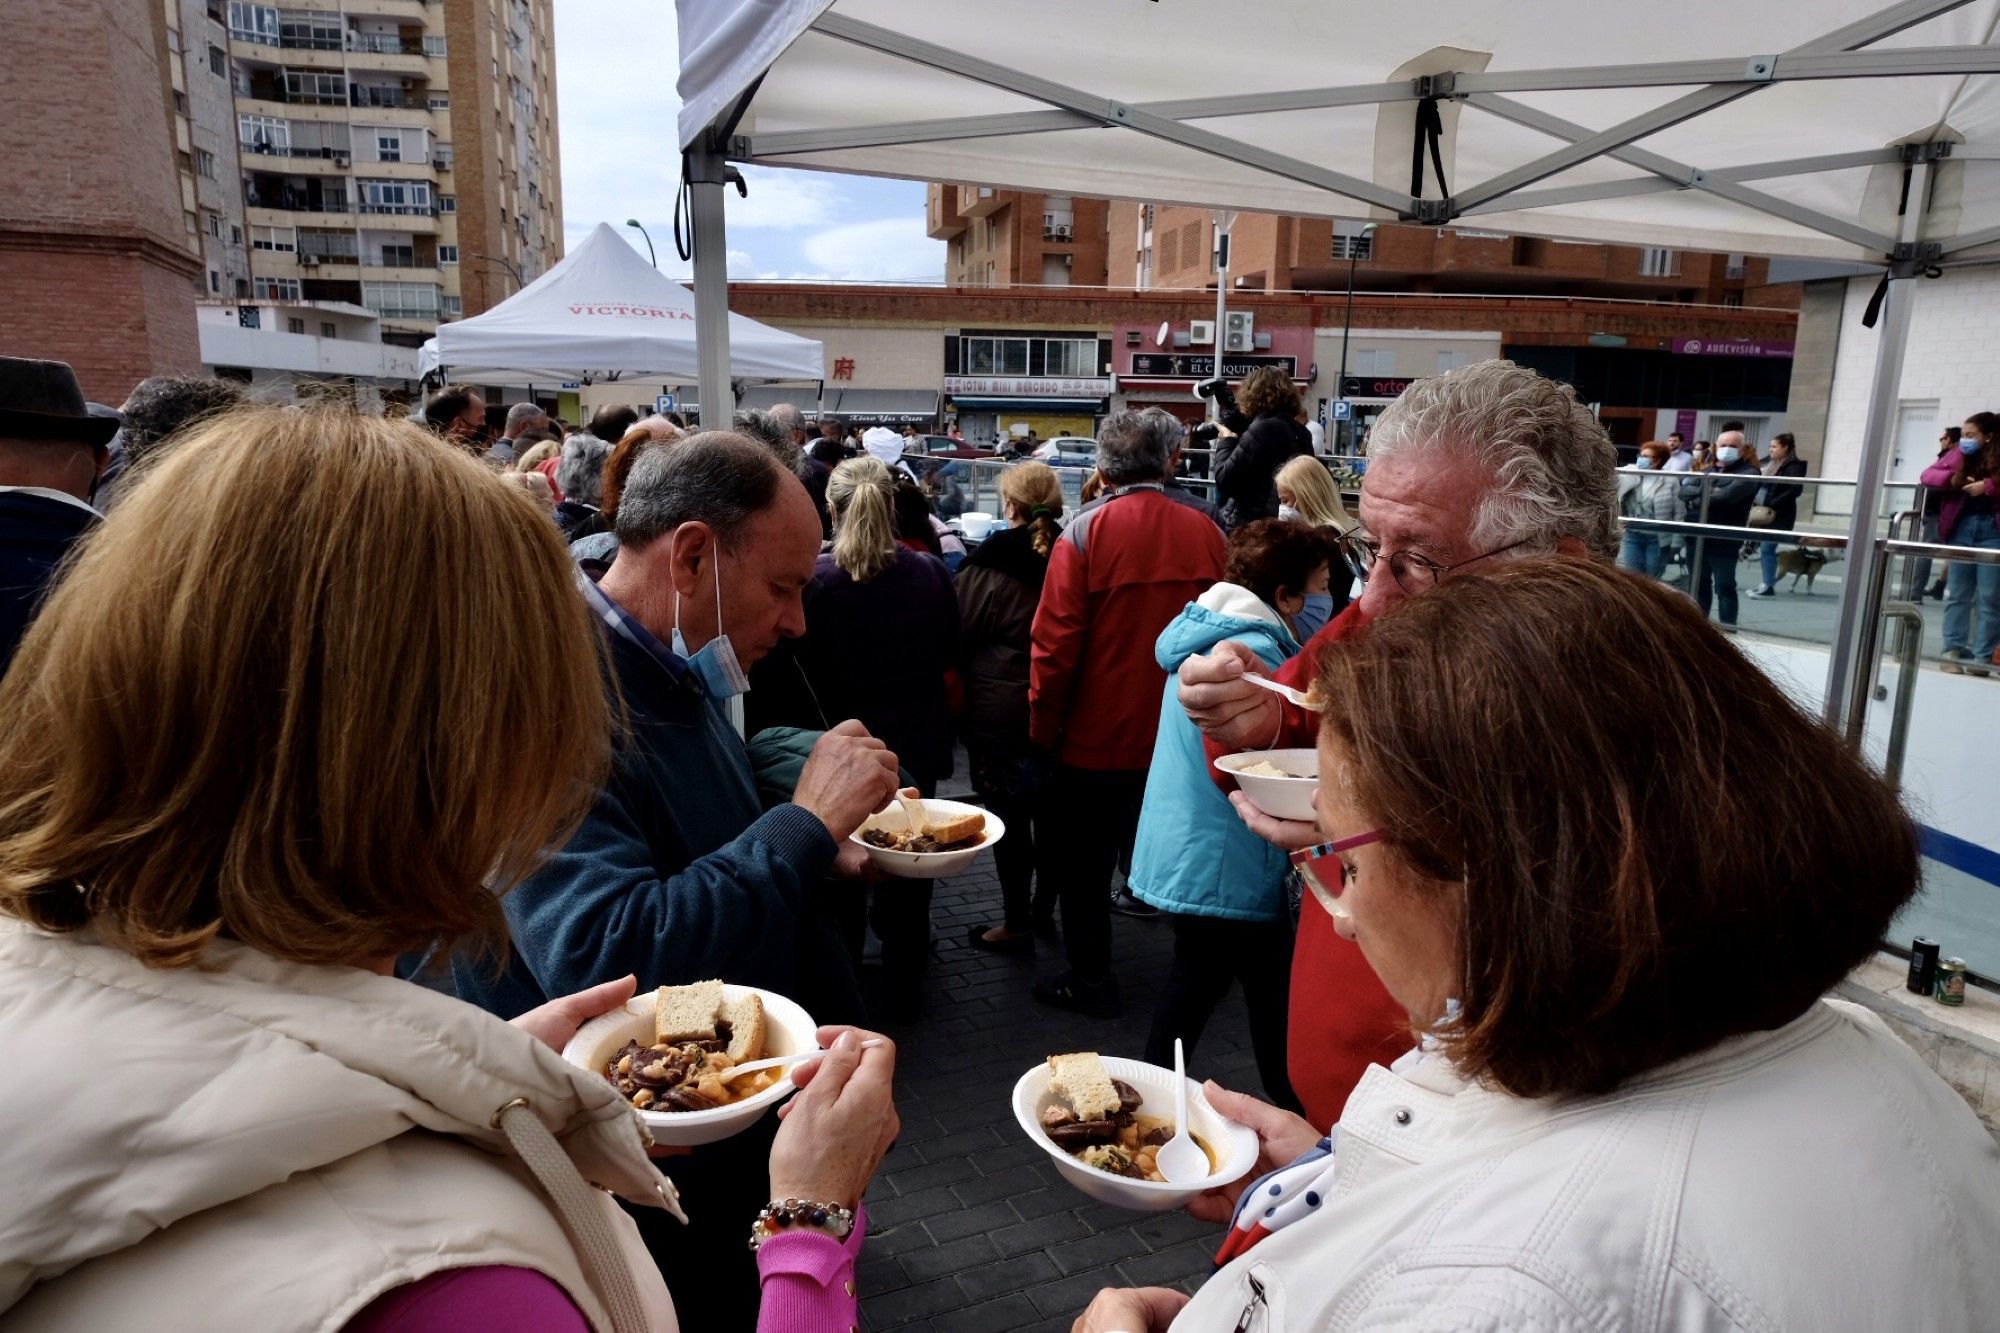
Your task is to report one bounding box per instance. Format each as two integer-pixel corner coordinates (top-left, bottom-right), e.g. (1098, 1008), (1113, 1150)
(954, 523), (1049, 746)
(1757, 456), (1808, 528)
(1682, 458), (1765, 529)
(0, 489), (96, 673)
(1211, 412), (1307, 530)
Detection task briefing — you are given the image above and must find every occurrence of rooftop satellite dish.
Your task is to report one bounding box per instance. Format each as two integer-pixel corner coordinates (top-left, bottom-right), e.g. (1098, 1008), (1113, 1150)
(1154, 321), (1171, 348)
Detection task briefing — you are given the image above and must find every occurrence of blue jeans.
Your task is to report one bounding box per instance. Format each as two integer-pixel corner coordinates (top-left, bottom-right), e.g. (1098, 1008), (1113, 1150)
(1694, 540), (1742, 625)
(1620, 532), (1666, 578)
(1942, 512), (2000, 659)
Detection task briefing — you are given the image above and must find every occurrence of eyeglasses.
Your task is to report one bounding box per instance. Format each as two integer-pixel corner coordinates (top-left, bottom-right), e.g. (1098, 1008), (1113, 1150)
(1334, 530), (1535, 595)
(1289, 828), (1382, 921)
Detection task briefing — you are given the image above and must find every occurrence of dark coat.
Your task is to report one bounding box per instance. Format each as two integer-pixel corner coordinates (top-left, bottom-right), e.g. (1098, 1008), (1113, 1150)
(1758, 456), (1808, 528)
(1681, 458), (1764, 529)
(0, 490), (96, 673)
(554, 499), (607, 542)
(955, 523), (1049, 747)
(1211, 412), (1308, 530)
(453, 614), (861, 1024)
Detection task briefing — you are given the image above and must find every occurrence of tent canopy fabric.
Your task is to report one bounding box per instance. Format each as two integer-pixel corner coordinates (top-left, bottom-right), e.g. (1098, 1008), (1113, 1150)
(424, 221), (822, 384)
(676, 0), (2000, 265)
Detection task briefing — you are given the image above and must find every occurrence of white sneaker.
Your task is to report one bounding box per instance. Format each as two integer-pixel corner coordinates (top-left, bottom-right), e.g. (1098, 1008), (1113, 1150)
(1748, 585), (1775, 597)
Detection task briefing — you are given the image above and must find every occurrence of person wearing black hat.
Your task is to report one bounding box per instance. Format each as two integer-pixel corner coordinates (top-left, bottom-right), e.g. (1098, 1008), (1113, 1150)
(0, 357), (118, 671)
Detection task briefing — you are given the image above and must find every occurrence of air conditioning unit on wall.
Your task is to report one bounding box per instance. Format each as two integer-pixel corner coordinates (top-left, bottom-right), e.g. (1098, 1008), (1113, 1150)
(1188, 319), (1215, 346)
(1224, 311), (1256, 353)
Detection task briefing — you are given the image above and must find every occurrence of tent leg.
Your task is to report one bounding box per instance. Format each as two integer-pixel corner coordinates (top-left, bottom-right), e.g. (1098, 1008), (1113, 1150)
(689, 148), (734, 429)
(1822, 271), (1917, 735)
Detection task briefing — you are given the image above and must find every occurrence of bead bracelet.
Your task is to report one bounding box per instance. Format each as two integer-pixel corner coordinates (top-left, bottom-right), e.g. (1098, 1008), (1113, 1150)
(747, 1197), (855, 1251)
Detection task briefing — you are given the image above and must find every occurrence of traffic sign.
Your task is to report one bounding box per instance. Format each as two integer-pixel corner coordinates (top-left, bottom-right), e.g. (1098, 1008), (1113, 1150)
(654, 392), (679, 414)
(1329, 399), (1353, 422)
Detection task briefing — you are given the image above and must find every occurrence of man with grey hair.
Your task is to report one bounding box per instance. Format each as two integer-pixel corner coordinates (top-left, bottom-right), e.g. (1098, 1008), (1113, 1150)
(1175, 357), (1618, 1129)
(455, 429), (899, 1323)
(769, 401), (832, 536)
(1026, 408), (1228, 1017)
(483, 400), (548, 465)
(551, 431), (612, 540)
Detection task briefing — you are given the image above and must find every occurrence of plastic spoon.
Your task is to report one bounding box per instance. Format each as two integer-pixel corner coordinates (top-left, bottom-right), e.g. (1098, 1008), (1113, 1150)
(718, 1038), (888, 1082)
(1155, 1038), (1209, 1185)
(1242, 672), (1319, 711)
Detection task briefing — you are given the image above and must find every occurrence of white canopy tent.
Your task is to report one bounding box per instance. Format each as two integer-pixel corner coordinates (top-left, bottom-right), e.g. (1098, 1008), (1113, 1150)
(674, 0), (2000, 729)
(420, 220), (822, 387)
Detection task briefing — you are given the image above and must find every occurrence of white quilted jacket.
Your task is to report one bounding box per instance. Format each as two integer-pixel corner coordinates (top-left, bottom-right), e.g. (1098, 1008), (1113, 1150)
(1176, 999), (2000, 1331)
(0, 918), (680, 1332)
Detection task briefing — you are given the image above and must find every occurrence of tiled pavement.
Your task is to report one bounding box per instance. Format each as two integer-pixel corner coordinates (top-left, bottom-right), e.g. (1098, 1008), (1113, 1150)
(856, 815), (1267, 1331)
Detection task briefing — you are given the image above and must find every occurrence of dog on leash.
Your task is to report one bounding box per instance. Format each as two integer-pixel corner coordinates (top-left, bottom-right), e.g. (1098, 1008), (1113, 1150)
(1774, 546), (1828, 593)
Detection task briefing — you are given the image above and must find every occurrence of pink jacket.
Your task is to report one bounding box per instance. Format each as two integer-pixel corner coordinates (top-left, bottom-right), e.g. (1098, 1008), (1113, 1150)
(1922, 453), (1973, 540)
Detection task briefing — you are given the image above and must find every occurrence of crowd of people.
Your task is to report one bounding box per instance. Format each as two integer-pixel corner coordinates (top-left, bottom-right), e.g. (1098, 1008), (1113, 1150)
(1, 352), (1997, 1333)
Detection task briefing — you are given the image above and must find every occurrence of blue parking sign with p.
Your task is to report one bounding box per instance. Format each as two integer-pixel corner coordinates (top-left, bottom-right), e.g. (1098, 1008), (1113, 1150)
(1330, 399), (1353, 422)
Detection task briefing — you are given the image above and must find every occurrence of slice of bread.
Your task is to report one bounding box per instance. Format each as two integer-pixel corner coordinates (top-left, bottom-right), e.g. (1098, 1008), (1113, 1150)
(721, 991), (766, 1063)
(653, 979), (725, 1045)
(923, 808), (985, 846)
(1047, 1051), (1122, 1122)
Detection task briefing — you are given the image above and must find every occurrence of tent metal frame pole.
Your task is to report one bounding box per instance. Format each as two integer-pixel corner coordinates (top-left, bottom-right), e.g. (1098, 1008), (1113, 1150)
(806, 12), (1411, 213)
(1464, 149), (1904, 214)
(1453, 0), (1975, 211)
(688, 147), (734, 430)
(1824, 156), (1934, 734)
(1464, 93), (1899, 251)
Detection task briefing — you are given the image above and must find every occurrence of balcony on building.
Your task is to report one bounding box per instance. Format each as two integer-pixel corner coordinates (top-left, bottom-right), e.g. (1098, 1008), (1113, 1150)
(238, 116), (354, 171)
(244, 169), (353, 218)
(958, 185), (1004, 219)
(926, 184), (965, 240)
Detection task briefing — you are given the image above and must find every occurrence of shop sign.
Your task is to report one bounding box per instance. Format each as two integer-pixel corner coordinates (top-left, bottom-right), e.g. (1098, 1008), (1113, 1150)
(942, 375), (1114, 397)
(1128, 353), (1297, 379)
(1342, 375), (1416, 398)
(1670, 337), (1794, 358)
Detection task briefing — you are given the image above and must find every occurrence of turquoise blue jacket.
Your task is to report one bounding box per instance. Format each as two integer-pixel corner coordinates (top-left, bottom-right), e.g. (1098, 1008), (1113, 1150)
(1129, 583), (1301, 922)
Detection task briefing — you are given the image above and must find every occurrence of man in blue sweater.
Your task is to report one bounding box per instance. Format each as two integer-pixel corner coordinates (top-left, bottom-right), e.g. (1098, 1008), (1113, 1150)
(456, 430), (900, 1328)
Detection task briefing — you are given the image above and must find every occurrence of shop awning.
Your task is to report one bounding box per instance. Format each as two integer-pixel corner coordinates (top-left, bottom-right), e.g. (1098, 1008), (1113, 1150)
(948, 397), (1105, 413)
(739, 385), (826, 412)
(831, 388), (942, 423)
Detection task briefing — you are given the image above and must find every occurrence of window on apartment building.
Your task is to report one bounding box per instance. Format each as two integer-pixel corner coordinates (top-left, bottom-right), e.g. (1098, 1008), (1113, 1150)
(209, 270), (221, 293)
(434, 142), (453, 168)
(228, 2), (278, 44)
(230, 224), (242, 244)
(1042, 338), (1097, 375)
(428, 93), (450, 110)
(442, 294), (462, 316)
(204, 212), (220, 238)
(321, 321), (337, 338)
(1721, 291), (1744, 308)
(277, 12), (340, 49)
(377, 242), (416, 267)
(423, 35), (447, 56)
(251, 224), (295, 251)
(288, 317), (306, 334)
(438, 194), (455, 213)
(1639, 246), (1679, 277)
(1350, 348), (1396, 377)
(1332, 221), (1374, 261)
(1725, 253), (1748, 279)
(195, 149), (217, 179)
(209, 44), (226, 76)
(254, 276), (301, 300)
(235, 277), (250, 297)
(358, 179), (432, 213)
(362, 281), (440, 318)
(174, 91), (189, 115)
(282, 70), (344, 104)
(238, 113), (287, 153)
(166, 28), (182, 54)
(1435, 349), (1475, 374)
(438, 244), (457, 264)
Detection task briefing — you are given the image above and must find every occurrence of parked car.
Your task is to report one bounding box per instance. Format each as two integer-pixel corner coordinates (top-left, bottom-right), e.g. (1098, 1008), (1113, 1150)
(1031, 436), (1098, 468)
(912, 433), (993, 461)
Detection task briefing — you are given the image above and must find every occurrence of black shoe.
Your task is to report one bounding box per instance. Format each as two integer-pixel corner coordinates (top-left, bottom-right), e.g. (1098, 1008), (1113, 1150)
(964, 923), (1033, 955)
(1032, 913), (1059, 941)
(1111, 889), (1160, 919)
(1928, 581), (1948, 601)
(1033, 971), (1122, 1018)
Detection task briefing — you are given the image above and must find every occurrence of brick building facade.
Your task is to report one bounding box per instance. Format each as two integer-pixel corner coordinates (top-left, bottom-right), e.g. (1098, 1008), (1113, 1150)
(0, 0), (204, 401)
(927, 186), (1108, 287)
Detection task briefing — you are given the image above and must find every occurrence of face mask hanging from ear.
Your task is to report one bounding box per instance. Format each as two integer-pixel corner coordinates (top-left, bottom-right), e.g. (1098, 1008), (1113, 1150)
(672, 545), (752, 734)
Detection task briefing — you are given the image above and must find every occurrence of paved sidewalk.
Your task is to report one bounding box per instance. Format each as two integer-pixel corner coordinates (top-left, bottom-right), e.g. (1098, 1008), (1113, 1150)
(856, 845), (1270, 1331)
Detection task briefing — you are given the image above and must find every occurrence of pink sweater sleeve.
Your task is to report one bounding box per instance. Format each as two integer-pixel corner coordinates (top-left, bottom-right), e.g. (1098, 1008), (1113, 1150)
(343, 1265), (589, 1333)
(755, 1204), (868, 1332)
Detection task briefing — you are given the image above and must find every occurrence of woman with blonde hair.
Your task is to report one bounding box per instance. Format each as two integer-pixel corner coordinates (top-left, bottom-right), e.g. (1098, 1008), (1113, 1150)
(761, 455), (959, 1014)
(1274, 453), (1354, 636)
(0, 406), (901, 1332)
(959, 462), (1063, 952)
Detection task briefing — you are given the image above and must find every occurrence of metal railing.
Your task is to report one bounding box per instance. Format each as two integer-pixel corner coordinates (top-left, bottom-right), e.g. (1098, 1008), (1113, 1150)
(248, 197), (354, 213)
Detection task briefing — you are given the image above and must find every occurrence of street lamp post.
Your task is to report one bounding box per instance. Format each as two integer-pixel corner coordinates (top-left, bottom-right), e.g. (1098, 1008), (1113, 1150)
(626, 219), (657, 268)
(1335, 223), (1378, 453)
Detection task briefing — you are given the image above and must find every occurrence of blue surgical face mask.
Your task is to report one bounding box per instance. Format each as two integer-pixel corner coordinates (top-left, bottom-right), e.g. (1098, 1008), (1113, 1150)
(1961, 436), (1983, 456)
(1716, 446), (1742, 465)
(671, 547), (752, 707)
(1633, 456), (1654, 470)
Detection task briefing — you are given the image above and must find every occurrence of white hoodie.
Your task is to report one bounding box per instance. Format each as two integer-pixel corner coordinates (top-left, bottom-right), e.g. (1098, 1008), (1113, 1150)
(0, 918), (679, 1332)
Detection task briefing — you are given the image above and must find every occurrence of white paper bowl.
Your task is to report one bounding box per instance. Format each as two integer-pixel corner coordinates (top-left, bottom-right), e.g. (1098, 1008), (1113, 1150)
(850, 798), (1006, 879)
(561, 984), (816, 1146)
(1213, 748), (1321, 822)
(1012, 1056), (1259, 1211)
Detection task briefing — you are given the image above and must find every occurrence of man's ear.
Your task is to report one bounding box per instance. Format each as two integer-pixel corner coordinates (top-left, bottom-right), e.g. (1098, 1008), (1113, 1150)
(665, 521), (716, 595)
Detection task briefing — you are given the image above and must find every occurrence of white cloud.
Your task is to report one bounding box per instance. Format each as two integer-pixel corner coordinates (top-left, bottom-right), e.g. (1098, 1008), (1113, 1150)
(801, 218), (946, 282)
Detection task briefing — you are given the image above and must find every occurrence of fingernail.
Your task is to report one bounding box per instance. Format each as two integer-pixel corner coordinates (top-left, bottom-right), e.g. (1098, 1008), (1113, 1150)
(834, 1031), (858, 1051)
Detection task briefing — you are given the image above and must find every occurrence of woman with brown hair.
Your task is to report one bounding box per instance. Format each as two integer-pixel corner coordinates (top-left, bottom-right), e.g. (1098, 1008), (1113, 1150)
(959, 461), (1063, 953)
(1079, 559), (2000, 1331)
(1924, 410), (2000, 673)
(571, 417), (686, 568)
(1211, 365), (1307, 531)
(0, 406), (901, 1333)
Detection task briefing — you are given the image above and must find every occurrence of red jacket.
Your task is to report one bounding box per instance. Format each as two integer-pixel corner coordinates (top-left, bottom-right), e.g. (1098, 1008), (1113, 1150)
(1204, 603), (1413, 1129)
(1030, 485), (1225, 770)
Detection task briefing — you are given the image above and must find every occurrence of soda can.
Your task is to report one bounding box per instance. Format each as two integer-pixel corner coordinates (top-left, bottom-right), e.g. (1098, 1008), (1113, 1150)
(1908, 938), (1941, 995)
(1936, 957), (1968, 1007)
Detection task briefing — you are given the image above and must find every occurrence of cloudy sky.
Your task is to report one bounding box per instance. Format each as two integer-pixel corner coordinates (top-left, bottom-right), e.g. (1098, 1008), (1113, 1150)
(553, 0), (945, 282)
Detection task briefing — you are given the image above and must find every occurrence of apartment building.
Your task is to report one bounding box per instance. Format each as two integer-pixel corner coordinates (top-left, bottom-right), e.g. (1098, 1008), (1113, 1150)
(216, 0), (559, 345)
(927, 185), (1109, 287)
